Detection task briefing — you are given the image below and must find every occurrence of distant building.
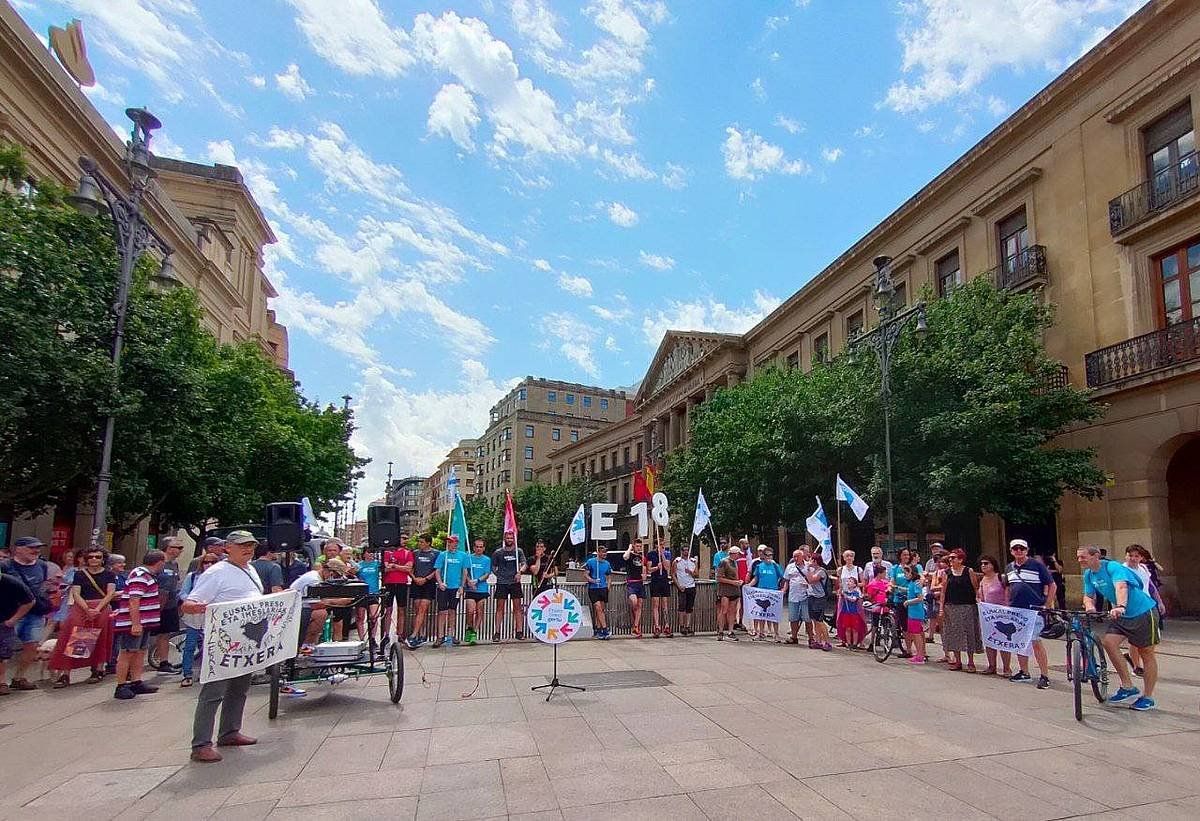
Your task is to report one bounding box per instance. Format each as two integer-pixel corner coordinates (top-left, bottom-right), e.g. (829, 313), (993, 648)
(421, 439), (478, 529)
(385, 476), (426, 537)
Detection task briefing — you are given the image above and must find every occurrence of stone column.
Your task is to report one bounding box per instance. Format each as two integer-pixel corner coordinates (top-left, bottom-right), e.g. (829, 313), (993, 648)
(666, 407), (677, 453)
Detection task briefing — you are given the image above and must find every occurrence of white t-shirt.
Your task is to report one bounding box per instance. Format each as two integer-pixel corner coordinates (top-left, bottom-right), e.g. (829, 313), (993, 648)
(185, 560), (263, 606)
(784, 562), (808, 602)
(289, 570), (323, 601)
(838, 564), (862, 592)
(862, 560), (893, 586)
(674, 556), (697, 589)
(1126, 562), (1151, 589)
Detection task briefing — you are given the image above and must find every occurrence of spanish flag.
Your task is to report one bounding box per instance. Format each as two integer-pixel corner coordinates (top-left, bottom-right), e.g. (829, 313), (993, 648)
(633, 465), (657, 502)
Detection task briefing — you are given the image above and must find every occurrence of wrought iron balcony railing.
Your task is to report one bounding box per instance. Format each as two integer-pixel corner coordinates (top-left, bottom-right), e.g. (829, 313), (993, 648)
(985, 245), (1048, 291)
(1034, 363), (1070, 394)
(1084, 317), (1200, 388)
(1109, 151), (1200, 235)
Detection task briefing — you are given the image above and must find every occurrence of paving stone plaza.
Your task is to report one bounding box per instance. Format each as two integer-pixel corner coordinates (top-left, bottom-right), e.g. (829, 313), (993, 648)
(1, 625), (1199, 820)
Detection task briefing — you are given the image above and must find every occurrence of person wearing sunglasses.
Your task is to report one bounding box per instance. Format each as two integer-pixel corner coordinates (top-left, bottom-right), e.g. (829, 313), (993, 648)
(48, 549), (116, 686)
(1004, 538), (1055, 689)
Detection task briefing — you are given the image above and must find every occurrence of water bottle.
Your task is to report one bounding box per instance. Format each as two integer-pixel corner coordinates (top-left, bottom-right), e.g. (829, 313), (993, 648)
(321, 613), (332, 643)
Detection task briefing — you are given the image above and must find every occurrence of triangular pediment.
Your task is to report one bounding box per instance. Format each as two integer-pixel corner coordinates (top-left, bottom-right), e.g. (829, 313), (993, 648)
(634, 331), (743, 405)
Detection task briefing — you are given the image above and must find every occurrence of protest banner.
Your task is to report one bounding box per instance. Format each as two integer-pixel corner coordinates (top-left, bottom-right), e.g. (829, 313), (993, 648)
(742, 584), (784, 624)
(978, 602), (1041, 655)
(201, 589), (302, 684)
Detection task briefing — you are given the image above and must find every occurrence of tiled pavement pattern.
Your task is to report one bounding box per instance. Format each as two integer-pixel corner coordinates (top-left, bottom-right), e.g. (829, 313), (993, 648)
(2, 624), (1199, 820)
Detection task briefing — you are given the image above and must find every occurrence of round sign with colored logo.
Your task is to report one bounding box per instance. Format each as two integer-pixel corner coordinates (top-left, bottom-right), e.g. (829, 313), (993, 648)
(526, 588), (583, 645)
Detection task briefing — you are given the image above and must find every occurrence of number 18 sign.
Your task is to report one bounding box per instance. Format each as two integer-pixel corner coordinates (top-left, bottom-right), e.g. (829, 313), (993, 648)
(527, 589), (583, 645)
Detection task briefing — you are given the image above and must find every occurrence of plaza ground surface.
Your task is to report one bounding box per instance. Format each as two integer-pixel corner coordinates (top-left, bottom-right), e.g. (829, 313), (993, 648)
(2, 624), (1200, 821)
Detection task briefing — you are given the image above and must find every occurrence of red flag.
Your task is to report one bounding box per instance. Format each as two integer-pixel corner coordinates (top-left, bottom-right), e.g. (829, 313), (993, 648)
(633, 469), (651, 503)
(644, 465), (657, 495)
(503, 489), (518, 537)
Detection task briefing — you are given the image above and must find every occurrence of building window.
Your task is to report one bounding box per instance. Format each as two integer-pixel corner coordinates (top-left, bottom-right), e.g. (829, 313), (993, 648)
(1154, 238), (1200, 326)
(524, 446), (534, 460)
(523, 468), (533, 481)
(812, 333), (830, 365)
(570, 465), (577, 477)
(622, 481), (630, 506)
(571, 429), (580, 442)
(565, 393), (575, 405)
(600, 398), (609, 410)
(556, 469), (563, 484)
(518, 388), (527, 401)
(623, 446), (631, 464)
(552, 427), (561, 441)
(998, 208), (1030, 278)
(786, 351), (799, 370)
(936, 250), (961, 296)
(525, 425), (534, 438)
(894, 280), (907, 307)
(582, 395), (592, 408)
(547, 390), (557, 402)
(601, 455), (608, 471)
(635, 442), (642, 461)
(846, 310), (864, 340)
(1144, 102), (1196, 197)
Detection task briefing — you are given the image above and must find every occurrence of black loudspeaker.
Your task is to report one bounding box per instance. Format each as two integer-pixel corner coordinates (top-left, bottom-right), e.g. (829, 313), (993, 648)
(368, 505), (401, 548)
(265, 502), (303, 551)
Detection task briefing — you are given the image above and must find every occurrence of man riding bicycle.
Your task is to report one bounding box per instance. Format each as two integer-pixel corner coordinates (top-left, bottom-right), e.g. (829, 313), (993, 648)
(1077, 545), (1160, 711)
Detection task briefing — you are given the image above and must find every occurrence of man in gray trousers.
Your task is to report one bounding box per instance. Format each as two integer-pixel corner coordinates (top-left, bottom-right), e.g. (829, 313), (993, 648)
(181, 530), (264, 763)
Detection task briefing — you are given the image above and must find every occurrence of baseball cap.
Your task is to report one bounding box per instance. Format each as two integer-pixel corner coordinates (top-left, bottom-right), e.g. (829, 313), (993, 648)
(1009, 538), (1029, 549)
(13, 536), (44, 549)
(203, 536), (226, 547)
(729, 546), (743, 555)
(225, 530), (258, 545)
(446, 535), (459, 544)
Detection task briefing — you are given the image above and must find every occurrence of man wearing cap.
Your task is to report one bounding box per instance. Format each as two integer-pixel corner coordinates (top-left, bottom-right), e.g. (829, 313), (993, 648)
(182, 530), (264, 763)
(0, 537), (43, 692)
(716, 546), (744, 640)
(2, 536), (57, 690)
(1004, 538), (1055, 689)
(153, 537), (184, 674)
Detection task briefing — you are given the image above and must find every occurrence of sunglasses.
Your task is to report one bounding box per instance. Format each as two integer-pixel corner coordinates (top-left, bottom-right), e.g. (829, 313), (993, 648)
(202, 560), (219, 566)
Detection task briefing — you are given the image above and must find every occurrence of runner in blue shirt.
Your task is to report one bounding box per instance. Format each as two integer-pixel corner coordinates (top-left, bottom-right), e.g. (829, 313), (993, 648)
(434, 537), (468, 647)
(355, 546), (382, 648)
(1078, 545), (1161, 711)
(584, 547), (612, 639)
(464, 538), (492, 645)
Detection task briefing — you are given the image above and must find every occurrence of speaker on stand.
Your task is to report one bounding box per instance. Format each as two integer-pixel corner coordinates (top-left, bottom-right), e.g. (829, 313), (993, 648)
(368, 504), (401, 549)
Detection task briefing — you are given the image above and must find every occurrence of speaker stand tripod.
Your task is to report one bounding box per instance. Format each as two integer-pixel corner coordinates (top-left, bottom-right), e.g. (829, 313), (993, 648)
(530, 640), (585, 702)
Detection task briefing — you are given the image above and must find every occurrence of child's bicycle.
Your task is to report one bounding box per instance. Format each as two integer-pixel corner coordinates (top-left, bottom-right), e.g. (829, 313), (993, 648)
(865, 600), (902, 663)
(1040, 607), (1109, 721)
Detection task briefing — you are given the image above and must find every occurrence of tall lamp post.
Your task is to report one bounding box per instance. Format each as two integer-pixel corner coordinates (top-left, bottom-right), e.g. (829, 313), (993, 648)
(70, 107), (178, 550)
(851, 256), (928, 558)
(335, 394), (352, 538)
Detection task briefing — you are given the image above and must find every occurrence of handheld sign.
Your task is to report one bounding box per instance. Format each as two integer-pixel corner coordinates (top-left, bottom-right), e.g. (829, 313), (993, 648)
(526, 588), (583, 645)
(201, 590), (302, 684)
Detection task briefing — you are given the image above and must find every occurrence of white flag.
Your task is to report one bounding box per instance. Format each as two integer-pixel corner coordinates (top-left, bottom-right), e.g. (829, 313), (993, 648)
(569, 504), (587, 545)
(806, 496), (833, 564)
(836, 475), (869, 521)
(692, 489), (712, 536)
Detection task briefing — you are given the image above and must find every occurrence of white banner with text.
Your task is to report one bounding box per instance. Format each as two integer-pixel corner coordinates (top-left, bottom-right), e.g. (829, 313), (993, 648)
(977, 602), (1041, 655)
(742, 585), (785, 624)
(201, 590), (302, 684)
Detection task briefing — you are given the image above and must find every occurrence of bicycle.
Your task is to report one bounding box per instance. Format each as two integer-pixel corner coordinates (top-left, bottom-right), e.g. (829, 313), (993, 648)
(866, 601), (901, 663)
(1041, 607), (1108, 721)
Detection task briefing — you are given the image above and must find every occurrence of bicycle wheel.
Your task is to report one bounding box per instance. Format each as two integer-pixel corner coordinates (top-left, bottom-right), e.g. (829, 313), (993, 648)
(873, 613), (896, 663)
(1071, 639), (1085, 722)
(1088, 638), (1109, 703)
(387, 644), (404, 703)
(268, 663), (280, 720)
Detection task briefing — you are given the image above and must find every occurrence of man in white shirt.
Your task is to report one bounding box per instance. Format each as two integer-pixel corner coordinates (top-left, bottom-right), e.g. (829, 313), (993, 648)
(784, 549), (811, 645)
(182, 530), (265, 763)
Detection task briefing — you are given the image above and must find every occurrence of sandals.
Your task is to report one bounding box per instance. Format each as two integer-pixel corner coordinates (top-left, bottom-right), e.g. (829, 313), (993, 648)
(52, 675), (70, 689)
(180, 677), (193, 687)
(85, 672), (104, 684)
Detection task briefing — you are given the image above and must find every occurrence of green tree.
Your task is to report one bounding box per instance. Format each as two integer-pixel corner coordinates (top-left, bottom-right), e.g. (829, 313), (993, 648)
(512, 479), (603, 553)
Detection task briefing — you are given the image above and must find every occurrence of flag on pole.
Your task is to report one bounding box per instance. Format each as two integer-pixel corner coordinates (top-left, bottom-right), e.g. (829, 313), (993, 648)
(503, 489), (518, 538)
(692, 489), (712, 536)
(300, 496), (316, 530)
(447, 465), (460, 496)
(448, 486), (470, 548)
(835, 475), (869, 521)
(632, 465), (657, 503)
(569, 504), (587, 545)
(806, 496), (833, 564)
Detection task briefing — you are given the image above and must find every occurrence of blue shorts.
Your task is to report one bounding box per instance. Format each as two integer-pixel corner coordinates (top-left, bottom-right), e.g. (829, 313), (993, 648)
(15, 612), (46, 644)
(788, 598), (809, 623)
(626, 581), (646, 599)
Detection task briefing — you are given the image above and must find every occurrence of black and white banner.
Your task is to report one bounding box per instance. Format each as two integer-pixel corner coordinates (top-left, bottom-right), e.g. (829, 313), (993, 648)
(201, 590), (302, 684)
(742, 585), (785, 624)
(978, 603), (1041, 655)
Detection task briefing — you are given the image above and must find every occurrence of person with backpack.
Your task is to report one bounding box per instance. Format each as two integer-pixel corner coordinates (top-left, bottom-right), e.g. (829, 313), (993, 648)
(2, 536), (57, 691)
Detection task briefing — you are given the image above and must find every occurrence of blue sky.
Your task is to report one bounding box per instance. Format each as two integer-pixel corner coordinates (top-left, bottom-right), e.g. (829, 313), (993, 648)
(19, 0), (1146, 507)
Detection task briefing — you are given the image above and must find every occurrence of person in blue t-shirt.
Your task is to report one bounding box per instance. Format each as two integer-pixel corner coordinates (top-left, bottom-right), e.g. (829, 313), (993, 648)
(902, 566), (928, 664)
(747, 548), (785, 642)
(887, 548), (923, 657)
(1078, 545), (1161, 711)
(355, 546), (382, 646)
(584, 547), (612, 639)
(434, 537), (469, 647)
(1004, 539), (1056, 688)
(464, 539), (492, 645)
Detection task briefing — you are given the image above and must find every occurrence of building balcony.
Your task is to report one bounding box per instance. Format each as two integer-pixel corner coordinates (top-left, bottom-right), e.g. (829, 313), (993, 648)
(1084, 317), (1200, 389)
(1108, 152), (1200, 236)
(984, 245), (1048, 291)
(582, 457), (643, 484)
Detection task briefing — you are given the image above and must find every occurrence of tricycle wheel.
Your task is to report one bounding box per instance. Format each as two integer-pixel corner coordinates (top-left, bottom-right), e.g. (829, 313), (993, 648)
(269, 664), (280, 719)
(388, 645), (404, 703)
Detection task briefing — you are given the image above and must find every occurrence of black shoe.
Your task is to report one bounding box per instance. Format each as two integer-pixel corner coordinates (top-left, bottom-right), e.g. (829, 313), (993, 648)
(114, 684), (135, 700)
(1036, 675), (1051, 690)
(129, 680), (159, 695)
(156, 661), (178, 674)
(1009, 671), (1032, 683)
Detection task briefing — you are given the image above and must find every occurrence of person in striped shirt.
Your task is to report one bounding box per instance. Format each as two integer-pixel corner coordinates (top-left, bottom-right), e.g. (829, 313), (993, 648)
(112, 550), (165, 700)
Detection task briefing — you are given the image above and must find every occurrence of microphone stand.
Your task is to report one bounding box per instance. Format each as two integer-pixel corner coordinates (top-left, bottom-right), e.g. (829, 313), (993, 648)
(531, 526), (586, 701)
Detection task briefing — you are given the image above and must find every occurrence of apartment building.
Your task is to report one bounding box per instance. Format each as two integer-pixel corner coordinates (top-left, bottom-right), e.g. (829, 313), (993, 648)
(420, 439), (479, 526)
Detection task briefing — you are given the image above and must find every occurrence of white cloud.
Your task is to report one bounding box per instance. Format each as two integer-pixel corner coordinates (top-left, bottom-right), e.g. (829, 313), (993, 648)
(510, 0), (564, 54)
(606, 201), (639, 227)
(150, 132), (186, 159)
(987, 95), (1009, 116)
(557, 273), (594, 297)
(532, 258), (553, 272)
(774, 114), (804, 134)
(917, 120), (936, 133)
(597, 148), (656, 180)
(765, 15), (790, 31)
(639, 251), (675, 270)
(427, 83), (481, 151)
(82, 81), (125, 107)
(248, 74), (266, 88)
(722, 126), (810, 181)
(855, 124), (882, 138)
(751, 77), (767, 102)
(604, 335), (620, 352)
(590, 303), (631, 322)
(883, 0), (1142, 113)
(249, 126), (306, 150)
(286, 0), (414, 76)
(199, 78), (243, 119)
(543, 312), (600, 377)
(275, 63), (314, 101)
(571, 100), (635, 145)
(641, 291), (782, 347)
(661, 162), (688, 189)
(821, 146), (844, 163)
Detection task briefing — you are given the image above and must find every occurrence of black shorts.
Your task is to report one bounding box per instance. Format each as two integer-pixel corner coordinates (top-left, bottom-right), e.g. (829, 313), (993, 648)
(587, 587), (609, 604)
(1106, 609), (1160, 648)
(154, 607), (180, 634)
(535, 580), (555, 596)
(330, 606), (354, 628)
(411, 582), (436, 601)
(649, 578), (671, 598)
(494, 582), (523, 600)
(465, 590), (489, 601)
(437, 588), (461, 612)
(678, 587), (697, 613)
(382, 583), (409, 607)
(627, 581), (646, 599)
(356, 593), (380, 608)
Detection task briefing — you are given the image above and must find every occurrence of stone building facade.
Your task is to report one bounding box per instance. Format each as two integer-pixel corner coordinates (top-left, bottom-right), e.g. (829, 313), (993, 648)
(386, 477), (427, 538)
(539, 0), (1200, 611)
(420, 439), (479, 528)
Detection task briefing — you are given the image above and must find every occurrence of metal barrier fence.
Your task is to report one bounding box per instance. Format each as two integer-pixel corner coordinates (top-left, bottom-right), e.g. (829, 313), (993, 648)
(374, 579), (722, 641)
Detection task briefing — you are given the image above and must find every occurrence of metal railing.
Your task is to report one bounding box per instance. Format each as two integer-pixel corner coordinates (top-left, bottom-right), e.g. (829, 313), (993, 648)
(1034, 363), (1070, 393)
(1084, 317), (1200, 388)
(1109, 151), (1200, 235)
(985, 244), (1047, 290)
(583, 457), (643, 484)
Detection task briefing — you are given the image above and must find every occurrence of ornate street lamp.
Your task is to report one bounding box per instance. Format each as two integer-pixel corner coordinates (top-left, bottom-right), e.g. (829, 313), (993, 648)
(851, 255), (928, 557)
(70, 107), (176, 550)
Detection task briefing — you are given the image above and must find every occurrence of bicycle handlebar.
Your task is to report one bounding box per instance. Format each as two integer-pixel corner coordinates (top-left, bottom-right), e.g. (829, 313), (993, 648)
(1038, 607), (1107, 621)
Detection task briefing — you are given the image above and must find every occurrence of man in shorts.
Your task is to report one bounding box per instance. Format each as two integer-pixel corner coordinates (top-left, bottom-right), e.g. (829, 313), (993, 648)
(2, 536), (55, 690)
(491, 531), (527, 642)
(646, 537), (673, 637)
(715, 546), (743, 640)
(464, 538), (491, 645)
(381, 534), (414, 646)
(434, 536), (467, 647)
(1078, 545), (1161, 711)
(623, 539), (648, 637)
(408, 536), (439, 648)
(112, 550), (165, 700)
(672, 544), (698, 636)
(584, 546), (612, 639)
(153, 537), (184, 674)
(0, 568), (35, 695)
